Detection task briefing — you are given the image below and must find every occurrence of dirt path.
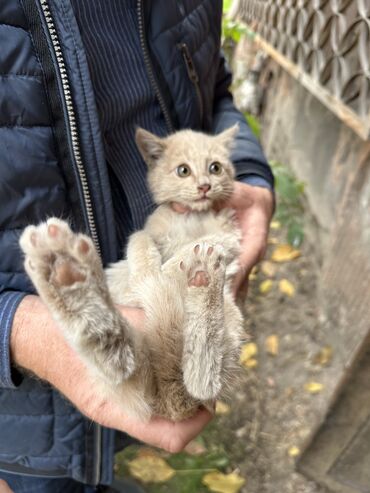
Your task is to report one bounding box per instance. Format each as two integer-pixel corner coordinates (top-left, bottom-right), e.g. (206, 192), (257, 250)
(210, 224), (331, 493)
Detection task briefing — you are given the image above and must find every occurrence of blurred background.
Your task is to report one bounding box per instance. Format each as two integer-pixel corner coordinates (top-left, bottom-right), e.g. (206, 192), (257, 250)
(116, 1), (370, 492)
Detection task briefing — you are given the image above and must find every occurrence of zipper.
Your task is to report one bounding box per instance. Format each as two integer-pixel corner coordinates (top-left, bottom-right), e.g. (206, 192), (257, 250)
(38, 0), (102, 485)
(39, 0), (101, 256)
(137, 0), (174, 133)
(178, 43), (204, 126)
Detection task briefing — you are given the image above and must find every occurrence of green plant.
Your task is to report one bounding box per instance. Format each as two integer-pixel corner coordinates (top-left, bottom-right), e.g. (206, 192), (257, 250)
(244, 112), (261, 139)
(270, 160), (306, 247)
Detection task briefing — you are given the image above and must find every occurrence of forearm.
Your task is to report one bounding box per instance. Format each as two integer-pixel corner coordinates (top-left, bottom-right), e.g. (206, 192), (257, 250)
(11, 295), (145, 386)
(11, 295), (62, 381)
(9, 295), (212, 452)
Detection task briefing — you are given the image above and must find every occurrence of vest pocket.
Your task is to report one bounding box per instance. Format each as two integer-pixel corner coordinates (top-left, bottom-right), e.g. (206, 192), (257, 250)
(178, 43), (204, 126)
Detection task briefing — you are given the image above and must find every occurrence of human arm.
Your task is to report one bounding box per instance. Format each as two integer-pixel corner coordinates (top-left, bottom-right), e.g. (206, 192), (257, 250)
(9, 295), (212, 453)
(0, 479), (14, 493)
(211, 53), (275, 294)
(221, 181), (274, 296)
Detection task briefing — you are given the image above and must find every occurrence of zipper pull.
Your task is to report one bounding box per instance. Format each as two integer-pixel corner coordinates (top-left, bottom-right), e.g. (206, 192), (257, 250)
(179, 43), (199, 83)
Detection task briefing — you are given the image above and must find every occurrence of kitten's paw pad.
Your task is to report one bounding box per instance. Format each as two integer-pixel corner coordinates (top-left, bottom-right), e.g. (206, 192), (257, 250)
(181, 242), (225, 288)
(20, 218), (98, 289)
(188, 270), (209, 287)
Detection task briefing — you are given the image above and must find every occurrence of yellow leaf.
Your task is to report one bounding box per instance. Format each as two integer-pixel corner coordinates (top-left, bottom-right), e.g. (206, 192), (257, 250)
(270, 220), (281, 230)
(259, 279), (273, 294)
(312, 346), (333, 366)
(128, 456), (175, 483)
(279, 279), (295, 297)
(265, 335), (279, 356)
(288, 446), (300, 457)
(240, 343), (258, 369)
(271, 244), (301, 262)
(202, 471), (245, 493)
(304, 382), (324, 394)
(244, 358), (258, 368)
(215, 401), (231, 416)
(260, 260), (277, 278)
(240, 342), (258, 363)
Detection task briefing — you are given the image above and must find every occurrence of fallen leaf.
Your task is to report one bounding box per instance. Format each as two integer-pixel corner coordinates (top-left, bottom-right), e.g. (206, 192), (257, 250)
(202, 471), (245, 493)
(265, 335), (279, 356)
(279, 279), (295, 297)
(284, 387), (294, 397)
(215, 401), (231, 416)
(304, 382), (324, 394)
(240, 342), (258, 362)
(240, 343), (258, 369)
(288, 446), (300, 457)
(268, 237), (279, 245)
(312, 346), (333, 366)
(270, 220), (281, 230)
(271, 244), (301, 262)
(259, 279), (273, 294)
(128, 455), (175, 483)
(260, 260), (277, 277)
(244, 358), (258, 368)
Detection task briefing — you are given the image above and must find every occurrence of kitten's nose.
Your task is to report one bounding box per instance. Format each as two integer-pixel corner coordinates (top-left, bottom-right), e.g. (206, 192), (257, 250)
(198, 184), (211, 193)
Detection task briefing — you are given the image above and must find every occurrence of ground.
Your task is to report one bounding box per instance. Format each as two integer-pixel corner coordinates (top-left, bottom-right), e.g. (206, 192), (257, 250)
(115, 217), (338, 493)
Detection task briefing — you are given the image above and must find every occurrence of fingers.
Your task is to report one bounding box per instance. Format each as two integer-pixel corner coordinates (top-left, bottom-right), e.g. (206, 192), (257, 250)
(108, 407), (213, 454)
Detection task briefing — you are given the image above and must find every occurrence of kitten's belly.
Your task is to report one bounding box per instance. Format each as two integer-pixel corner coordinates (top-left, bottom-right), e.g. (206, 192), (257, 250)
(156, 210), (239, 263)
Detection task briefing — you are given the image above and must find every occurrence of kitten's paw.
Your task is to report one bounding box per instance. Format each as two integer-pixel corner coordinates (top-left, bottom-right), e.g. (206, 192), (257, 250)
(184, 360), (222, 400)
(20, 218), (101, 297)
(180, 243), (226, 289)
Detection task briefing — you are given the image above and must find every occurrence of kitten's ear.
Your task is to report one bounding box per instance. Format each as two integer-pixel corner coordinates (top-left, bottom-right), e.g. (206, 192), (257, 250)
(216, 123), (239, 150)
(135, 128), (166, 167)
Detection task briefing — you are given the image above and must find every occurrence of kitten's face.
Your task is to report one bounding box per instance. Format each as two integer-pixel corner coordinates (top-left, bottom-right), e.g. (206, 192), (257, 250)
(136, 125), (238, 212)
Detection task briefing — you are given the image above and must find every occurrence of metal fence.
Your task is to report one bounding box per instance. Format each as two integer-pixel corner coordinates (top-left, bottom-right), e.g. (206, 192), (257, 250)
(234, 0), (370, 139)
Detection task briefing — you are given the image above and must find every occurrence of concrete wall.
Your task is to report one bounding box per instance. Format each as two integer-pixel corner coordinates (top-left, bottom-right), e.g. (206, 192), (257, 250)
(260, 62), (370, 371)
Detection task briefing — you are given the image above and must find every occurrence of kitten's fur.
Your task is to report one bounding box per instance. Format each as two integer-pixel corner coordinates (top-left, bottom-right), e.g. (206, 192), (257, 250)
(20, 125), (244, 421)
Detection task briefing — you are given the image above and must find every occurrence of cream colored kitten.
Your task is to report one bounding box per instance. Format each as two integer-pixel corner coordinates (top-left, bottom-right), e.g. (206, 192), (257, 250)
(19, 125), (244, 421)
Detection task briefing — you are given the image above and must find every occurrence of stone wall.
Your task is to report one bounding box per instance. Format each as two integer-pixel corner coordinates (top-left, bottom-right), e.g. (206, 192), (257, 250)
(260, 61), (370, 378)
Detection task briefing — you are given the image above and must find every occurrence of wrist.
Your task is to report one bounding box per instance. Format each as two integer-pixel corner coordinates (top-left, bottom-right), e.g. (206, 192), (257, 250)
(11, 295), (63, 381)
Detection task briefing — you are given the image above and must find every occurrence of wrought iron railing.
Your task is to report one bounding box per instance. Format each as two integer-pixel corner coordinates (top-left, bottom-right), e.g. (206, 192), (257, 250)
(233, 0), (370, 140)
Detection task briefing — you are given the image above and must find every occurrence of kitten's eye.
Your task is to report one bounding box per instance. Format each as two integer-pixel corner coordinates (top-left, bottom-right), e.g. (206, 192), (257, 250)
(209, 162), (223, 175)
(176, 164), (191, 177)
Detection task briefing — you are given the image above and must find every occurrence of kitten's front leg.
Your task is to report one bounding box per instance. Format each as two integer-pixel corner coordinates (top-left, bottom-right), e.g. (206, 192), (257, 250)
(176, 243), (227, 401)
(126, 231), (162, 283)
(19, 219), (136, 386)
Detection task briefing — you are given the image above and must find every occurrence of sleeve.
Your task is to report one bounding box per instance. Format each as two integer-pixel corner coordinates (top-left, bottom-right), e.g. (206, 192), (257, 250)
(211, 53), (275, 189)
(0, 291), (27, 389)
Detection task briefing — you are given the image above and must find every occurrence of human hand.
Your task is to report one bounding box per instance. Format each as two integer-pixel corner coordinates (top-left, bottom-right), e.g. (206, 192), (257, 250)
(0, 479), (14, 493)
(219, 181), (274, 297)
(11, 296), (213, 453)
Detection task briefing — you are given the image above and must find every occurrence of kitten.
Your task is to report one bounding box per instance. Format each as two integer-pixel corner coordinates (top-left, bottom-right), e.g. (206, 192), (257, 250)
(19, 125), (244, 421)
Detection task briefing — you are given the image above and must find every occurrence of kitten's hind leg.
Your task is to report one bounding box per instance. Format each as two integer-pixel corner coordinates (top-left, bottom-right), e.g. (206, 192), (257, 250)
(20, 219), (136, 386)
(180, 243), (227, 401)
